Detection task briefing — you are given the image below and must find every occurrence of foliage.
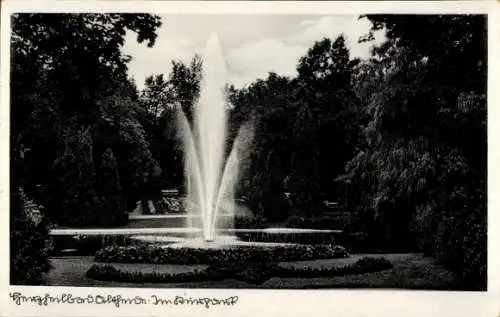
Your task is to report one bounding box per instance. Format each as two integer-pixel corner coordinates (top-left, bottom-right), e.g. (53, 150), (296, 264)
(229, 73), (297, 221)
(292, 36), (362, 206)
(227, 36), (362, 221)
(94, 244), (348, 265)
(233, 214), (268, 229)
(86, 264), (218, 283)
(46, 125), (102, 226)
(96, 92), (162, 211)
(285, 214), (348, 230)
(10, 187), (52, 285)
(138, 55), (203, 191)
(11, 13), (163, 226)
(338, 15), (486, 286)
(96, 148), (129, 226)
(236, 231), (338, 245)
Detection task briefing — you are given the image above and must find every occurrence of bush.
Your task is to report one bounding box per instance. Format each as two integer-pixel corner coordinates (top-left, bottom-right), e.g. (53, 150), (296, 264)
(10, 188), (53, 285)
(94, 244), (348, 265)
(95, 148), (129, 226)
(411, 184), (486, 290)
(45, 127), (129, 228)
(285, 215), (346, 230)
(149, 196), (186, 214)
(85, 264), (219, 283)
(236, 231), (338, 245)
(46, 126), (102, 227)
(234, 214), (268, 229)
(86, 256), (392, 285)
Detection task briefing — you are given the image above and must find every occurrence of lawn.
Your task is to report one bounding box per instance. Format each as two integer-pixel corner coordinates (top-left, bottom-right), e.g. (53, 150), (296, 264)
(45, 253), (463, 290)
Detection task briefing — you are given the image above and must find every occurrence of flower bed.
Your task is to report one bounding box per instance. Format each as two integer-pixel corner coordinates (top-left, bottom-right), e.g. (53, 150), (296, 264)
(85, 264), (223, 283)
(94, 244), (349, 265)
(276, 257), (393, 278)
(86, 257), (392, 285)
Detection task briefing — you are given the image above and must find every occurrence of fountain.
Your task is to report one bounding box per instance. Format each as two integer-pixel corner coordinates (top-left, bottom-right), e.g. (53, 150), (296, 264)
(177, 31), (249, 244)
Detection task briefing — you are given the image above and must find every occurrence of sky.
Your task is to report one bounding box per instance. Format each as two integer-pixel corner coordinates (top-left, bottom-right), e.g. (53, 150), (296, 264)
(122, 15), (386, 90)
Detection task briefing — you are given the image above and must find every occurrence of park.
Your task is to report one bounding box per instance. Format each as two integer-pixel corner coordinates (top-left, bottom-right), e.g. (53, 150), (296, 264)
(10, 13), (486, 290)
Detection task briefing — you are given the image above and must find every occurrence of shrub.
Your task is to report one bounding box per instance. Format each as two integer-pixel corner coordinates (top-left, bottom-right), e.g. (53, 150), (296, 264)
(411, 183), (486, 290)
(285, 215), (346, 230)
(85, 264), (219, 283)
(95, 148), (128, 226)
(46, 127), (129, 228)
(10, 188), (52, 285)
(236, 231), (338, 245)
(234, 214), (268, 229)
(150, 197), (186, 214)
(46, 126), (102, 227)
(94, 244), (348, 265)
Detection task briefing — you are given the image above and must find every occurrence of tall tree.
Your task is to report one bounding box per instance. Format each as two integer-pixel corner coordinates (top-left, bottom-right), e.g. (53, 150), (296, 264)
(96, 148), (128, 226)
(138, 55), (203, 190)
(293, 35), (362, 207)
(228, 73), (297, 221)
(46, 125), (101, 226)
(340, 15), (486, 287)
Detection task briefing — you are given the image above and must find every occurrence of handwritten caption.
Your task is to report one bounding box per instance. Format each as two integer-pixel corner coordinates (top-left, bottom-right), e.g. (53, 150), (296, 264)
(9, 292), (239, 309)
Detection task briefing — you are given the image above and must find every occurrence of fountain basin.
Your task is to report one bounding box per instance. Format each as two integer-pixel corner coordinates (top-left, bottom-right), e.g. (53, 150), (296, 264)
(50, 227), (342, 235)
(49, 227), (343, 255)
(129, 234), (297, 249)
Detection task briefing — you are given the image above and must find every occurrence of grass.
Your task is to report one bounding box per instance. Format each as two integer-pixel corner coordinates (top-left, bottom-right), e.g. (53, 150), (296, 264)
(45, 253), (464, 289)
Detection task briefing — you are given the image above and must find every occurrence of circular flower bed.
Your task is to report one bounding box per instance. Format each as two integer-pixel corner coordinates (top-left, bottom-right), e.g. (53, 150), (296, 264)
(94, 244), (349, 265)
(86, 257), (393, 285)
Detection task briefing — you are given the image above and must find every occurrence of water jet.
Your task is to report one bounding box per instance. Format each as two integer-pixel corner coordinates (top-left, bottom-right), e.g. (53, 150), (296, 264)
(177, 31), (251, 244)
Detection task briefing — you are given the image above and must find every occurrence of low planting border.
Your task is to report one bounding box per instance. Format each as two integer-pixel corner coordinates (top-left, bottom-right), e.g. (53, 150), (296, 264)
(86, 257), (393, 285)
(94, 244), (349, 265)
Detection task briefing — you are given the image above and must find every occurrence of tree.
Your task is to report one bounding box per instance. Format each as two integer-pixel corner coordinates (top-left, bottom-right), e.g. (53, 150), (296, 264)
(229, 73), (297, 221)
(339, 15), (486, 287)
(96, 90), (161, 212)
(11, 13), (163, 222)
(228, 37), (363, 222)
(96, 148), (128, 226)
(46, 125), (101, 226)
(293, 35), (362, 207)
(138, 55), (203, 191)
(168, 55), (203, 123)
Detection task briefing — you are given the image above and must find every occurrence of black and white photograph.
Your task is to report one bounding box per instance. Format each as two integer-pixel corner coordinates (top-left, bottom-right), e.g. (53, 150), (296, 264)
(5, 1), (492, 309)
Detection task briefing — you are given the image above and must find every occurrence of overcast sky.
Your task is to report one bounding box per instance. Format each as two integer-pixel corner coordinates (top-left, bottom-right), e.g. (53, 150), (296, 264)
(122, 15), (385, 90)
